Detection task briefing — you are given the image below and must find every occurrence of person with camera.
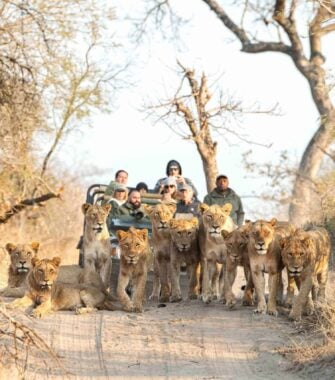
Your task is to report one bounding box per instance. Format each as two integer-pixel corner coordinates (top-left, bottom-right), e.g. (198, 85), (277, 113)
(154, 159), (198, 199)
(109, 189), (148, 220)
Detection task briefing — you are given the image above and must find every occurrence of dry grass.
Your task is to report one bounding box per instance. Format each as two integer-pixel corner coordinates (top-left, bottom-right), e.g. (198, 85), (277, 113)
(279, 287), (335, 379)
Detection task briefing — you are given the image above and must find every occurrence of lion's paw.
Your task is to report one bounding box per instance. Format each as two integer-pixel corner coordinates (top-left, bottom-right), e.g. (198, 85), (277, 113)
(133, 304), (143, 313)
(149, 294), (159, 302)
(188, 294), (198, 300)
(289, 310), (301, 321)
(267, 308), (278, 317)
(170, 295), (182, 303)
(242, 298), (254, 306)
(253, 307), (266, 315)
(201, 294), (211, 304)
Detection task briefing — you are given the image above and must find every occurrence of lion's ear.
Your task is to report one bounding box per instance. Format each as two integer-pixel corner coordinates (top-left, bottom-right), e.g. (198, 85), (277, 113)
(30, 241), (40, 253)
(81, 203), (91, 215)
(222, 203), (232, 215)
(190, 217), (199, 228)
(143, 205), (153, 216)
(116, 230), (127, 241)
(221, 230), (230, 239)
(199, 203), (209, 214)
(140, 229), (149, 240)
(168, 219), (178, 229)
(269, 218), (277, 227)
(102, 204), (111, 214)
(5, 243), (16, 254)
(168, 204), (177, 214)
(279, 237), (288, 250)
(31, 257), (40, 267)
(52, 257), (61, 267)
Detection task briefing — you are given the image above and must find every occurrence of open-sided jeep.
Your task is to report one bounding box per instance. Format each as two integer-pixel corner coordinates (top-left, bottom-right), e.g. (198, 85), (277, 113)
(77, 184), (160, 266)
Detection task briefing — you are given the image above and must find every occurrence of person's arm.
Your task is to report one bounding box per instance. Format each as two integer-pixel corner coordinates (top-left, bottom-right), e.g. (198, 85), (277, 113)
(154, 178), (164, 193)
(203, 194), (211, 205)
(236, 197), (245, 227)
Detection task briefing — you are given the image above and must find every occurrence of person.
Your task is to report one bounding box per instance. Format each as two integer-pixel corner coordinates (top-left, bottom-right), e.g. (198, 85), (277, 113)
(135, 182), (149, 195)
(175, 184), (200, 218)
(107, 184), (128, 207)
(104, 169), (129, 197)
(109, 189), (148, 221)
(203, 174), (245, 227)
(160, 176), (178, 204)
(154, 159), (198, 198)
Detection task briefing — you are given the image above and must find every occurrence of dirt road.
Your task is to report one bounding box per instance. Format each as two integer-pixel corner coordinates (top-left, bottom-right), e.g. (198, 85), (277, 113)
(1, 269), (309, 380)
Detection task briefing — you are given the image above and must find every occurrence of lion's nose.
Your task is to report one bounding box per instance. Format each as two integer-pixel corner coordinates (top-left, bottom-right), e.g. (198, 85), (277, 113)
(19, 261), (26, 265)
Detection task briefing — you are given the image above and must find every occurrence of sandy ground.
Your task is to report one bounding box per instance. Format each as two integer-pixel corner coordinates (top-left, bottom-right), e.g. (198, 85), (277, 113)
(0, 266), (316, 380)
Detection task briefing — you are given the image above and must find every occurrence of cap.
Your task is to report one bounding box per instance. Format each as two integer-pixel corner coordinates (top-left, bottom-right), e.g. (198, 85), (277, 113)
(114, 184), (127, 192)
(178, 183), (192, 191)
(163, 177), (177, 186)
(216, 174), (228, 181)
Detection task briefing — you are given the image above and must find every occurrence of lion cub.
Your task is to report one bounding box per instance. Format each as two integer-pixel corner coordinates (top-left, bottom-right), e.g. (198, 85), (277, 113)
(280, 226), (330, 321)
(169, 217), (201, 302)
(116, 227), (150, 313)
(6, 257), (117, 318)
(81, 203), (115, 290)
(0, 242), (39, 298)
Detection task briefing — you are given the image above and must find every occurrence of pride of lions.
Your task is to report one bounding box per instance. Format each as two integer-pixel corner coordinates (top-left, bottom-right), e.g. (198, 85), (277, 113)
(0, 201), (331, 322)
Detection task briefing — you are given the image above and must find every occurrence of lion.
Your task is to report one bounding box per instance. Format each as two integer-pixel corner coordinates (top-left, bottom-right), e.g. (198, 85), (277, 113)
(247, 218), (286, 316)
(6, 257), (117, 318)
(81, 203), (115, 290)
(143, 203), (177, 302)
(116, 227), (150, 312)
(280, 226), (330, 321)
(221, 225), (254, 307)
(0, 242), (40, 298)
(169, 217), (201, 302)
(198, 203), (236, 303)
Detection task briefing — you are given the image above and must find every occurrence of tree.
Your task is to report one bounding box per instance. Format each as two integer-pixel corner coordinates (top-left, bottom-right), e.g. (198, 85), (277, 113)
(146, 61), (273, 192)
(0, 0), (122, 218)
(138, 0), (335, 225)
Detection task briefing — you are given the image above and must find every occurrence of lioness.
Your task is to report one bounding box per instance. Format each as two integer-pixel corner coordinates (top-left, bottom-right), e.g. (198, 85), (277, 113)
(247, 218), (284, 316)
(280, 226), (330, 321)
(7, 257), (117, 318)
(198, 203), (236, 303)
(222, 225), (254, 307)
(0, 242), (39, 298)
(143, 203), (176, 302)
(116, 227), (150, 312)
(81, 203), (115, 290)
(169, 217), (201, 302)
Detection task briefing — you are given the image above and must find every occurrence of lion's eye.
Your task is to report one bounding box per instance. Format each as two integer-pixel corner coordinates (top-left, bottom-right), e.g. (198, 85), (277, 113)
(207, 215), (212, 221)
(123, 244), (129, 249)
(27, 252), (31, 256)
(136, 243), (140, 248)
(299, 252), (304, 256)
(288, 253), (292, 257)
(177, 232), (182, 237)
(15, 252), (20, 257)
(38, 269), (44, 274)
(49, 269), (54, 274)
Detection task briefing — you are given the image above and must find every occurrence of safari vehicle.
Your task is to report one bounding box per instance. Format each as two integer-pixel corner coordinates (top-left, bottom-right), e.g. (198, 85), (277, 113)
(77, 183), (160, 266)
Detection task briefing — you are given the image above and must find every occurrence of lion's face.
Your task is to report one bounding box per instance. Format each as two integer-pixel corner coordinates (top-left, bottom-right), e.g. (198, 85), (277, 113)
(31, 257), (61, 289)
(6, 242), (40, 274)
(280, 230), (313, 277)
(222, 230), (249, 263)
(249, 218), (277, 255)
(82, 203), (111, 233)
(144, 203), (176, 234)
(116, 227), (149, 265)
(199, 203), (233, 239)
(169, 218), (199, 252)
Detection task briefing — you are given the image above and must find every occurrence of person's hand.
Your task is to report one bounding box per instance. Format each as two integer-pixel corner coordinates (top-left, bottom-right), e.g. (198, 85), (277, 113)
(175, 175), (185, 185)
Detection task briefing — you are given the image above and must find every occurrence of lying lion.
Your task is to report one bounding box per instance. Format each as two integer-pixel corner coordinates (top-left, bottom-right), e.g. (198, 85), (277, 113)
(6, 257), (118, 318)
(0, 242), (40, 298)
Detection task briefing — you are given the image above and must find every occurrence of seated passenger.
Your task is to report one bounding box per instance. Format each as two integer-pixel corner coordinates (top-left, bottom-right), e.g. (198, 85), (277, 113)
(161, 177), (178, 204)
(135, 182), (149, 195)
(175, 184), (200, 219)
(107, 184), (128, 207)
(109, 189), (148, 221)
(154, 159), (198, 198)
(104, 169), (129, 200)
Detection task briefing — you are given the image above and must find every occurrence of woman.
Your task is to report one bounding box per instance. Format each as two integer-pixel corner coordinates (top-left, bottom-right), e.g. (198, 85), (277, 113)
(107, 184), (128, 206)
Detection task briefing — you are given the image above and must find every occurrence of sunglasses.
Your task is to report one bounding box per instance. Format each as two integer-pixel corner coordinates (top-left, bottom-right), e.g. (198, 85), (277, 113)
(169, 167), (179, 171)
(164, 185), (175, 189)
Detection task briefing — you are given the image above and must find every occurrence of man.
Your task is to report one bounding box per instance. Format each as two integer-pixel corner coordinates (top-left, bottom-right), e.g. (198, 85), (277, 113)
(203, 174), (244, 227)
(111, 189), (147, 220)
(175, 184), (200, 218)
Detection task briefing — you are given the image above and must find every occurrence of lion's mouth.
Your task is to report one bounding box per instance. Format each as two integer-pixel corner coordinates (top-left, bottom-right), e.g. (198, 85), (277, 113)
(255, 248), (267, 255)
(288, 269), (302, 276)
(93, 227), (103, 233)
(40, 283), (52, 289)
(17, 267), (29, 273)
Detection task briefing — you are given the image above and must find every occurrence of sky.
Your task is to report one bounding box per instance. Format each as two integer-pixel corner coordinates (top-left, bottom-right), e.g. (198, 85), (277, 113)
(61, 1), (335, 219)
